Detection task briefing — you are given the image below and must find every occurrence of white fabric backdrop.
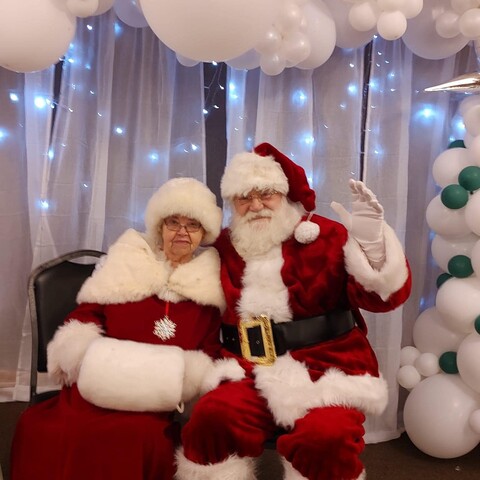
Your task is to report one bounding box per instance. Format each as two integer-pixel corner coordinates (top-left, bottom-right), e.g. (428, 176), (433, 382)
(0, 10), (477, 442)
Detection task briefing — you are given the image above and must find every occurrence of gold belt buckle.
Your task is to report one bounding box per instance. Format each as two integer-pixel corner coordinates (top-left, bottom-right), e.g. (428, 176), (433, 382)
(239, 315), (277, 366)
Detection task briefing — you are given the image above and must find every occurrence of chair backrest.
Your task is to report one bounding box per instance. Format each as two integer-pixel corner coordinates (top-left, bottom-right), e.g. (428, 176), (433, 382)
(28, 249), (105, 403)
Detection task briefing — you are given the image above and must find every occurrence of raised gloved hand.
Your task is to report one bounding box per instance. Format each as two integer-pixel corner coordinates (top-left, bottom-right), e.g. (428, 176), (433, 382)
(330, 179), (386, 269)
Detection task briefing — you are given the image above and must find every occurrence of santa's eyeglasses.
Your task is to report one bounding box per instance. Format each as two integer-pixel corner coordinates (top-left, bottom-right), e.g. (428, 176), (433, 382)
(163, 217), (202, 233)
(234, 189), (279, 206)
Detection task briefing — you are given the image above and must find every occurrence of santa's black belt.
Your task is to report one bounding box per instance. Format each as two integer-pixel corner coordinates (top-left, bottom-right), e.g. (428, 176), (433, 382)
(221, 310), (355, 366)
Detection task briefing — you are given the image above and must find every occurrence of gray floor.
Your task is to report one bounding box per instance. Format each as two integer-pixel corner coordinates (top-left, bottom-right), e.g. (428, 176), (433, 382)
(1, 401), (479, 479)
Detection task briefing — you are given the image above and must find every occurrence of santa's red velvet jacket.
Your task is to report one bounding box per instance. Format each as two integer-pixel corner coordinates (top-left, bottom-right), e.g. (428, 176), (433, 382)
(214, 213), (411, 429)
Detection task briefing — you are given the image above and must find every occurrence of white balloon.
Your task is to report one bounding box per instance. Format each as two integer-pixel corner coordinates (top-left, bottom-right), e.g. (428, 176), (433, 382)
(255, 27), (283, 55)
(435, 11), (461, 38)
(459, 7), (480, 38)
(295, 0), (336, 70)
(465, 190), (480, 236)
(377, 0), (405, 11)
(140, 0), (279, 62)
(471, 239), (480, 276)
(432, 147), (473, 187)
(67, 0), (99, 17)
(323, 0), (375, 48)
(413, 307), (466, 356)
(402, 0), (469, 60)
(459, 94), (480, 117)
(95, 0), (115, 15)
(283, 31), (311, 65)
(431, 233), (478, 272)
(458, 332), (480, 393)
(451, 0), (480, 14)
(397, 365), (422, 389)
(463, 104), (480, 137)
(348, 1), (380, 32)
(466, 135), (480, 166)
(400, 0), (424, 19)
(260, 51), (286, 76)
(414, 352), (440, 377)
(436, 277), (480, 334)
(276, 1), (303, 33)
(404, 374), (480, 458)
(0, 0), (76, 73)
(400, 345), (421, 365)
(377, 11), (407, 40)
(426, 195), (470, 238)
(176, 54), (200, 67)
(226, 49), (261, 70)
(470, 409), (480, 434)
(114, 0), (148, 28)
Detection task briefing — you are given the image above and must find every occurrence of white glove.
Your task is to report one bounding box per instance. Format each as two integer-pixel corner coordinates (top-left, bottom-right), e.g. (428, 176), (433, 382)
(330, 179), (386, 268)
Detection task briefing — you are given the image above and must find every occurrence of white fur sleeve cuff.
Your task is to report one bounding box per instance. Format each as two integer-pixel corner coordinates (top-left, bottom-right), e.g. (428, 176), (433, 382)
(343, 222), (409, 301)
(47, 320), (103, 386)
(200, 358), (246, 395)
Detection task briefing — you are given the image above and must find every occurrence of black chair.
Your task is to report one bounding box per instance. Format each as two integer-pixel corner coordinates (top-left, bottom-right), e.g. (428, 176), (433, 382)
(28, 249), (105, 404)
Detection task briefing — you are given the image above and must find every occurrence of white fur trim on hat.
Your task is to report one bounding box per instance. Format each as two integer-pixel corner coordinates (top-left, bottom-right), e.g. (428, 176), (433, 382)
(175, 448), (256, 480)
(145, 178), (221, 246)
(221, 152), (289, 200)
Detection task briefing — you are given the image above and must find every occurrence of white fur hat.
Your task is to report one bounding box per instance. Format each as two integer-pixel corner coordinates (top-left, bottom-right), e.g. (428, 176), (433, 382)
(144, 178), (222, 246)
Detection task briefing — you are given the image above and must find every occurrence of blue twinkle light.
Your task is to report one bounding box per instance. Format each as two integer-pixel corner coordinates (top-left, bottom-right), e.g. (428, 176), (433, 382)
(39, 199), (50, 210)
(0, 129), (7, 142)
(9, 93), (19, 102)
(114, 126), (124, 135)
(149, 151), (160, 163)
(291, 89), (308, 107)
(347, 84), (357, 95)
(34, 96), (48, 109)
(48, 148), (54, 160)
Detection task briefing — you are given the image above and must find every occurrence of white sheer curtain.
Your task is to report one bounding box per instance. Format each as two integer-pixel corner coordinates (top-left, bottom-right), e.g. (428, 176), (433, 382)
(1, 8), (478, 444)
(225, 40), (478, 442)
(0, 10), (206, 401)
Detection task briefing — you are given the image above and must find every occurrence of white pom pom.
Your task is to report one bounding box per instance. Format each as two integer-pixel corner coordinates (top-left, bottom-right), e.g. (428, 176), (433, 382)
(294, 220), (320, 244)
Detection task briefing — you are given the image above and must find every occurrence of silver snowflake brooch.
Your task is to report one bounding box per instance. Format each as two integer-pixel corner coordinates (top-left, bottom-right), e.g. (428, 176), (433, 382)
(153, 316), (176, 341)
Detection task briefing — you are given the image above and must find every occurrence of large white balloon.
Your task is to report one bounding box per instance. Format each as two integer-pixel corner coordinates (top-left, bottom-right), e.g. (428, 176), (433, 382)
(323, 0), (375, 48)
(402, 0), (469, 60)
(295, 0), (336, 70)
(425, 195), (470, 238)
(0, 0), (76, 73)
(226, 49), (261, 70)
(431, 147), (473, 188)
(471, 238), (480, 276)
(436, 277), (480, 334)
(465, 190), (480, 236)
(431, 233), (478, 272)
(404, 374), (480, 458)
(457, 332), (480, 393)
(114, 0), (148, 28)
(66, 0), (99, 17)
(413, 307), (466, 355)
(139, 0), (279, 62)
(95, 0), (115, 15)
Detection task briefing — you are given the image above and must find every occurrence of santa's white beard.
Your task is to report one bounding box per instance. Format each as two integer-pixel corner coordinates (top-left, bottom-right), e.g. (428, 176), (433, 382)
(230, 199), (303, 258)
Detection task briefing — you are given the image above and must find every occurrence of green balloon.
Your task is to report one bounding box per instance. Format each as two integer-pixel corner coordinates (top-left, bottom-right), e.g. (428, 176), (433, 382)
(448, 140), (465, 149)
(458, 166), (480, 192)
(439, 351), (458, 374)
(448, 255), (474, 278)
(475, 316), (480, 335)
(440, 184), (469, 209)
(436, 272), (452, 288)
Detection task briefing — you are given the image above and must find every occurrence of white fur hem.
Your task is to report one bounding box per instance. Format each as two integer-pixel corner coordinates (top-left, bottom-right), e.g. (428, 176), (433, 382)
(77, 337), (184, 412)
(254, 354), (388, 429)
(344, 223), (408, 301)
(281, 457), (366, 479)
(47, 320), (103, 386)
(175, 448), (256, 480)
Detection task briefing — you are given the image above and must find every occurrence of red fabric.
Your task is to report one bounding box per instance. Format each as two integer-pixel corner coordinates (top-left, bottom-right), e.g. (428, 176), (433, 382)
(277, 406), (366, 480)
(182, 378), (277, 464)
(10, 385), (179, 480)
(253, 142), (317, 212)
(11, 297), (222, 479)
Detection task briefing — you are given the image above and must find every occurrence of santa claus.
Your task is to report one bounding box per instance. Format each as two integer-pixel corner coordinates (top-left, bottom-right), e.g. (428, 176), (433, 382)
(175, 142), (412, 480)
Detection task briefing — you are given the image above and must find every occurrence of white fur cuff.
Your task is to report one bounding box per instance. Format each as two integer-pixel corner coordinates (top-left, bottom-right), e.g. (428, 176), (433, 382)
(77, 337), (185, 412)
(47, 320), (103, 386)
(174, 448), (256, 480)
(200, 358), (246, 395)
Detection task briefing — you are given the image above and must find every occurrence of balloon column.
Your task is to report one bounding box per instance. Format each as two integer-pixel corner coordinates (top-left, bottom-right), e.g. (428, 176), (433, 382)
(3, 0), (480, 74)
(398, 92), (480, 459)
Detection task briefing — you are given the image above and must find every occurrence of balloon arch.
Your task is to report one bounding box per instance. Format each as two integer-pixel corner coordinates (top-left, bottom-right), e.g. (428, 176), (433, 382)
(3, 0), (480, 461)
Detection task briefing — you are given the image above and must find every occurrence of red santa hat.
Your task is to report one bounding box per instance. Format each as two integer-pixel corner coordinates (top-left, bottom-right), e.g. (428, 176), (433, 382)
(144, 177), (222, 246)
(221, 142), (320, 243)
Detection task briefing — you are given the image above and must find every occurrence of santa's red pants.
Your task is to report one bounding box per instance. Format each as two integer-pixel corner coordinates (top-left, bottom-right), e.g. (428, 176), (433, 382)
(182, 378), (366, 480)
